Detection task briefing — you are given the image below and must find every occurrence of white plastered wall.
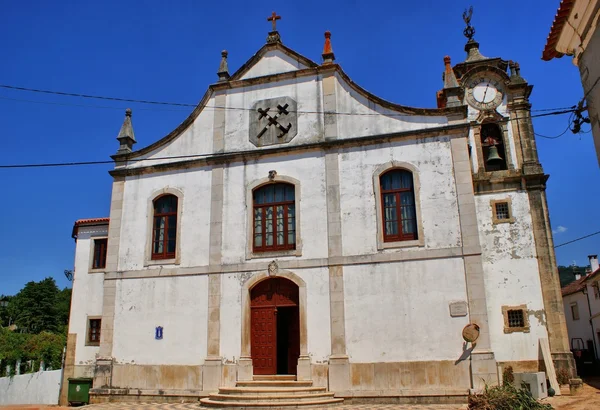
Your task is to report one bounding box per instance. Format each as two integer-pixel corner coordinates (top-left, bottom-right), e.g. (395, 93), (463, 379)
(239, 49), (312, 80)
(219, 267), (331, 364)
(338, 137), (462, 256)
(119, 168), (212, 270)
(111, 275), (208, 365)
(475, 191), (549, 362)
(344, 258), (470, 362)
(70, 226), (107, 365)
(562, 291), (593, 351)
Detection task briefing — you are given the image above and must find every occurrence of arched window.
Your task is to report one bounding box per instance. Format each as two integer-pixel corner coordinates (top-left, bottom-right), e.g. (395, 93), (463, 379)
(253, 183), (295, 252)
(152, 194), (178, 260)
(481, 123), (507, 171)
(380, 169), (417, 242)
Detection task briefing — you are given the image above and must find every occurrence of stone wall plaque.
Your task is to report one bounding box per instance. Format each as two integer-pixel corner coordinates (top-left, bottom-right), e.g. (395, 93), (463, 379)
(450, 301), (468, 317)
(249, 97), (297, 147)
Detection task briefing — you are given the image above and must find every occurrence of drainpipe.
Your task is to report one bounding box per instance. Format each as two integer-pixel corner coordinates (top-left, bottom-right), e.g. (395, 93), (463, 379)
(582, 286), (599, 361)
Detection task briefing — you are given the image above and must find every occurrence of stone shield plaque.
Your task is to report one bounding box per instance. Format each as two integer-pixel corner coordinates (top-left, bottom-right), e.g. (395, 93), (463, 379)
(249, 97), (297, 147)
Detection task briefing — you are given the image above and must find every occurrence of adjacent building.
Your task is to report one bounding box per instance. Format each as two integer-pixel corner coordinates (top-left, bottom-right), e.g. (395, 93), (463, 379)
(543, 0), (600, 165)
(63, 14), (574, 405)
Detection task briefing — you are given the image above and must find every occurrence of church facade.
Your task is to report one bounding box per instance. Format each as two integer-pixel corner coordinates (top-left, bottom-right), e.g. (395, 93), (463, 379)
(63, 15), (574, 405)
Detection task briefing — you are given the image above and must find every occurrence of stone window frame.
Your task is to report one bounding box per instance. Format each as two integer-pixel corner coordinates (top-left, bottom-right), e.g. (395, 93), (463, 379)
(85, 316), (102, 346)
(144, 187), (184, 266)
(88, 235), (108, 274)
(473, 111), (514, 173)
(502, 304), (530, 333)
(373, 161), (424, 250)
(570, 302), (580, 321)
(246, 175), (302, 260)
(491, 198), (515, 224)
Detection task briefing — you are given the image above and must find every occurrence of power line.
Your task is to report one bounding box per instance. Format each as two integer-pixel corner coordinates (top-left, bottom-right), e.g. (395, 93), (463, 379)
(0, 108), (577, 170)
(555, 231), (600, 248)
(0, 83), (580, 117)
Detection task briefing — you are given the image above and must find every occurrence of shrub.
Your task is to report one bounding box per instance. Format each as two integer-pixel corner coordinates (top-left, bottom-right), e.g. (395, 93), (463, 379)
(468, 383), (553, 410)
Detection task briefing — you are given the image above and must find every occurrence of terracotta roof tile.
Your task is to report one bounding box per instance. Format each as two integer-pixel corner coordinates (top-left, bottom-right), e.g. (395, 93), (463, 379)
(562, 274), (588, 296)
(72, 217), (109, 239)
(542, 0), (576, 61)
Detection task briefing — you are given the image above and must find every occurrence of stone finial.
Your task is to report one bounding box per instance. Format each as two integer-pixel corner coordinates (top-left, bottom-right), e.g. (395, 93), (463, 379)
(322, 31), (335, 64)
(217, 50), (230, 82)
(461, 7), (487, 62)
(116, 108), (136, 154)
(443, 56), (459, 89)
(509, 60), (525, 83)
(266, 11), (282, 44)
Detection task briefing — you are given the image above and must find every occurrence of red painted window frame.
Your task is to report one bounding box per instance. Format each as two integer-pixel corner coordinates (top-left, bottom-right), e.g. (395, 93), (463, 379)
(380, 170), (417, 243)
(92, 238), (107, 269)
(151, 195), (178, 260)
(253, 183), (296, 253)
(88, 318), (101, 343)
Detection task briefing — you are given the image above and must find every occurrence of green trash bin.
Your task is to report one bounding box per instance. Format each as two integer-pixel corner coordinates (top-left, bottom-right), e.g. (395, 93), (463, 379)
(67, 377), (93, 406)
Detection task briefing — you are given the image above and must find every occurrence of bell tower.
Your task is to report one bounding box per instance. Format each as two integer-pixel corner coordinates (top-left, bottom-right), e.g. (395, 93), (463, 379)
(438, 8), (576, 377)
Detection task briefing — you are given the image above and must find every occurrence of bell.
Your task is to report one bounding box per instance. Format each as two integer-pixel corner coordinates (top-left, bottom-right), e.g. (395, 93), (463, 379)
(486, 145), (503, 164)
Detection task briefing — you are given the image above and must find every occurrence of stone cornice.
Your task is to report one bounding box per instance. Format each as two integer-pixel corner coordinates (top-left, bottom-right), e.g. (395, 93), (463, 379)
(109, 122), (470, 177)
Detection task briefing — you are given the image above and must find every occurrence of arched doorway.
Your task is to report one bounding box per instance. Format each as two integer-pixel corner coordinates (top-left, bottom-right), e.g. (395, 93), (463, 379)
(250, 277), (300, 375)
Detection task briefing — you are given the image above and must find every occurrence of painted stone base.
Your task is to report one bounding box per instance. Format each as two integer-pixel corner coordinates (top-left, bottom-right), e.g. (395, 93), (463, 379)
(90, 388), (208, 403)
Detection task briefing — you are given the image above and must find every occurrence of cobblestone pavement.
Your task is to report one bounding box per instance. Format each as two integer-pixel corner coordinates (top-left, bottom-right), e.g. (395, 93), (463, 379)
(80, 403), (467, 410)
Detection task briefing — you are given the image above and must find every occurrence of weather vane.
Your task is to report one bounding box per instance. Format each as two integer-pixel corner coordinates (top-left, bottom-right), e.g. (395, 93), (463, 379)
(463, 6), (475, 41)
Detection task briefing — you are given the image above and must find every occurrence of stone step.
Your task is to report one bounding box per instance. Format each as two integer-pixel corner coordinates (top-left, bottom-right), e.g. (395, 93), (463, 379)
(253, 375), (297, 381)
(236, 380), (313, 388)
(207, 392), (336, 402)
(219, 387), (327, 396)
(199, 397), (344, 409)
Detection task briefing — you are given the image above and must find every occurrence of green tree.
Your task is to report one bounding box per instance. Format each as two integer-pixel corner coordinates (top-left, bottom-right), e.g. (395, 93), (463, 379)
(0, 295), (12, 327)
(7, 278), (61, 334)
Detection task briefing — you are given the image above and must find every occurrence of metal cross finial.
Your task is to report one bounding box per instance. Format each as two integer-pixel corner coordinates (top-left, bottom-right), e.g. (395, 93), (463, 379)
(267, 11), (281, 31)
(462, 6), (475, 40)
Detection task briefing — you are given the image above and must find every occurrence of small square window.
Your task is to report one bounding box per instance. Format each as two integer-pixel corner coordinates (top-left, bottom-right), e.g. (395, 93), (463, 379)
(507, 309), (525, 328)
(502, 305), (530, 333)
(92, 238), (108, 270)
(491, 199), (514, 224)
(495, 202), (510, 220)
(86, 318), (101, 346)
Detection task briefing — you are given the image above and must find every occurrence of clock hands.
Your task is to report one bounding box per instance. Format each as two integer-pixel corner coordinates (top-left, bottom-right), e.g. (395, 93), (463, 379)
(482, 83), (490, 103)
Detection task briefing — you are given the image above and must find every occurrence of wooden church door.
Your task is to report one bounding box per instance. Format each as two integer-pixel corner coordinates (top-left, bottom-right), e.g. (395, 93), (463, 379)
(250, 277), (299, 375)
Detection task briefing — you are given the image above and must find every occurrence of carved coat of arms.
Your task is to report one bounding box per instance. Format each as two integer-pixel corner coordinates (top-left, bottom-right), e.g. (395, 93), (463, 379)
(249, 97), (297, 147)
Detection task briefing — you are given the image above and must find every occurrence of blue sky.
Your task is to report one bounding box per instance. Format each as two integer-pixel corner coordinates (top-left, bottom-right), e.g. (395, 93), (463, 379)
(1, 0), (598, 295)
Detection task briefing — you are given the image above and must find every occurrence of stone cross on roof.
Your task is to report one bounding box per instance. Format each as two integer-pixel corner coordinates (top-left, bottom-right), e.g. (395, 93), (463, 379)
(267, 11), (281, 31)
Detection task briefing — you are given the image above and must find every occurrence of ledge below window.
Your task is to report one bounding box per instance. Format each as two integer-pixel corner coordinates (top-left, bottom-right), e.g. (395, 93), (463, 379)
(377, 238), (425, 250)
(144, 258), (180, 267)
(246, 247), (302, 260)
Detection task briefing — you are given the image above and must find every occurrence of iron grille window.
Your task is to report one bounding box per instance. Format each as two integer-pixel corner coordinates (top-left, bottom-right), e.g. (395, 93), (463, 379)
(495, 202), (510, 220)
(88, 318), (101, 344)
(380, 169), (417, 242)
(92, 238), (108, 269)
(253, 183), (296, 252)
(507, 309), (525, 328)
(152, 195), (177, 260)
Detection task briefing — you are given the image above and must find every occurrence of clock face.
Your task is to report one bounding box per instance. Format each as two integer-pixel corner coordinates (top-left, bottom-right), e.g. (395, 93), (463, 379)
(465, 75), (504, 110)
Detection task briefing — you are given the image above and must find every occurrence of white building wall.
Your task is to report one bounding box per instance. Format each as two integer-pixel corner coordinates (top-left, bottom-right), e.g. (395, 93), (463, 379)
(344, 258), (469, 363)
(338, 137), (462, 257)
(562, 291), (593, 351)
(240, 49), (312, 80)
(475, 191), (549, 362)
(111, 276), (209, 365)
(119, 168), (212, 270)
(70, 226), (106, 365)
(335, 75), (448, 139)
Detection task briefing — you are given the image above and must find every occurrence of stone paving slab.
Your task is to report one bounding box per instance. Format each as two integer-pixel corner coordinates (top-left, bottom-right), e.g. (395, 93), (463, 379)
(81, 403), (467, 410)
